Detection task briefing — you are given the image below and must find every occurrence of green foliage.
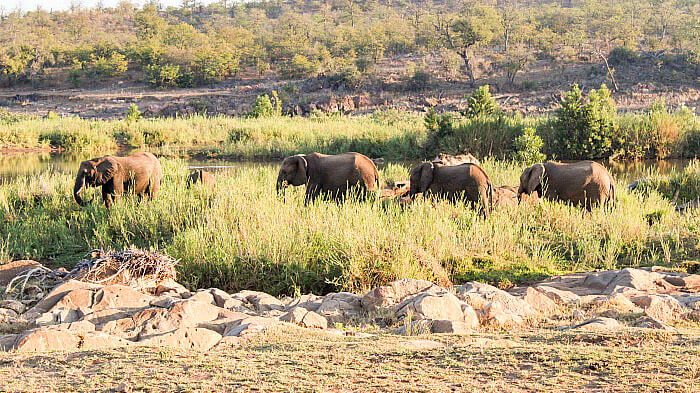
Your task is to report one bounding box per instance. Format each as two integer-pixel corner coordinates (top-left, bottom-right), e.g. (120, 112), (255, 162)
(328, 65), (363, 89)
(608, 46), (639, 67)
(279, 54), (319, 79)
(464, 85), (499, 118)
(404, 68), (431, 91)
(554, 84), (618, 159)
(145, 63), (181, 88)
(87, 52), (128, 78)
(248, 92), (282, 118)
(126, 104), (142, 122)
(514, 127), (546, 164)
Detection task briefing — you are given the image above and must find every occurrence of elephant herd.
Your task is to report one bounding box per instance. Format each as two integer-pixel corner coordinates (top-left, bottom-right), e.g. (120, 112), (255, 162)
(73, 151), (616, 214)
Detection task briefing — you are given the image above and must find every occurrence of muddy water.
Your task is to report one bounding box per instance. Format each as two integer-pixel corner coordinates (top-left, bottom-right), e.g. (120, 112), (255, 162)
(0, 151), (693, 185)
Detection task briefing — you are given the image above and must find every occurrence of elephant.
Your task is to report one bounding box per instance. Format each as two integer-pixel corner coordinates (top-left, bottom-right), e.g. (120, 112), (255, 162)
(676, 198), (699, 213)
(276, 152), (379, 205)
(518, 161), (615, 209)
(187, 169), (216, 189)
(73, 152), (163, 208)
(493, 185), (518, 209)
(408, 161), (493, 216)
(432, 153), (480, 167)
(380, 180), (410, 200)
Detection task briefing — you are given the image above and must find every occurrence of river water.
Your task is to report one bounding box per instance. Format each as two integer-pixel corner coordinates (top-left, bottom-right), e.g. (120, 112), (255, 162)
(0, 150), (694, 185)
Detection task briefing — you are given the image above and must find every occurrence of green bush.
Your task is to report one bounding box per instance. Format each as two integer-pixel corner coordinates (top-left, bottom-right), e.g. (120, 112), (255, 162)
(88, 52), (128, 78)
(145, 63), (181, 88)
(608, 46), (639, 67)
(126, 104), (142, 121)
(248, 92), (282, 118)
(404, 68), (431, 91)
(279, 54), (319, 79)
(553, 84), (617, 159)
(328, 65), (363, 89)
(464, 85), (499, 118)
(514, 127), (546, 164)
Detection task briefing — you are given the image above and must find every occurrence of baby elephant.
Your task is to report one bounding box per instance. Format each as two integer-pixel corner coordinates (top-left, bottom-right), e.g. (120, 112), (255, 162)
(518, 161), (615, 210)
(409, 161), (493, 216)
(493, 185), (518, 209)
(74, 152), (162, 207)
(276, 152), (379, 205)
(187, 169), (216, 189)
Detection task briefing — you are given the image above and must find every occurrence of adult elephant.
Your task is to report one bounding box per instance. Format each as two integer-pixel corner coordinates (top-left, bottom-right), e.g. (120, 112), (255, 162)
(408, 162), (493, 216)
(276, 152), (379, 205)
(73, 152), (163, 208)
(518, 161), (615, 209)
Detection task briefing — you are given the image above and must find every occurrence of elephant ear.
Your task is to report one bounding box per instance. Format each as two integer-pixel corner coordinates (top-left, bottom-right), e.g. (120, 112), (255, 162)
(291, 155), (308, 186)
(419, 162), (434, 193)
(94, 157), (118, 185)
(526, 163), (545, 194)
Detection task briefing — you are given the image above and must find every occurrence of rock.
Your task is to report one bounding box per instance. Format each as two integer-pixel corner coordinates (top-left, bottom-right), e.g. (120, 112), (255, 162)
(460, 303), (480, 329)
(634, 316), (675, 331)
(663, 274), (700, 290)
(26, 280), (102, 319)
(150, 295), (179, 309)
(188, 290), (216, 306)
(0, 308), (19, 321)
(482, 301), (523, 327)
(362, 278), (436, 310)
(430, 320), (472, 334)
(209, 288), (232, 308)
(154, 281), (189, 297)
(280, 308), (328, 329)
(92, 285), (154, 311)
(316, 293), (362, 322)
(35, 307), (81, 326)
(571, 317), (621, 331)
(0, 334), (17, 351)
(456, 282), (536, 318)
(631, 295), (686, 323)
(45, 320), (95, 334)
(54, 288), (94, 310)
(582, 268), (669, 294)
(223, 316), (281, 338)
(0, 260), (43, 285)
(232, 290), (284, 312)
(572, 309), (585, 320)
(286, 294), (324, 312)
(394, 291), (464, 322)
(592, 293), (642, 314)
(138, 327), (222, 351)
(13, 329), (81, 352)
(0, 299), (26, 314)
(522, 287), (559, 315)
(534, 286), (581, 305)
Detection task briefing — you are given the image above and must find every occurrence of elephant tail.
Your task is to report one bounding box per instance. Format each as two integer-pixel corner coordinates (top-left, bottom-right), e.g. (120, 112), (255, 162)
(609, 182), (616, 208)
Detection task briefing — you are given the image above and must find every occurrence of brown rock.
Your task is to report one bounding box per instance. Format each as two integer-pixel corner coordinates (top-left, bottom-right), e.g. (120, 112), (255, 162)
(188, 290), (216, 306)
(280, 308), (328, 329)
(0, 334), (18, 351)
(0, 260), (43, 285)
(534, 286), (581, 305)
(456, 282), (536, 318)
(14, 329), (81, 352)
(430, 320), (472, 334)
(0, 299), (26, 314)
(26, 280), (102, 318)
(286, 294), (324, 312)
(522, 287), (559, 315)
(138, 327), (222, 351)
(571, 317), (621, 331)
(631, 295), (686, 323)
(81, 332), (132, 350)
(634, 316), (675, 331)
(92, 285), (154, 311)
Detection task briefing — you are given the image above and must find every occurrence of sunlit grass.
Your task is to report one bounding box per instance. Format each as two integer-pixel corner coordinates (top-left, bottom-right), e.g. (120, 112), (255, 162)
(1, 159), (698, 296)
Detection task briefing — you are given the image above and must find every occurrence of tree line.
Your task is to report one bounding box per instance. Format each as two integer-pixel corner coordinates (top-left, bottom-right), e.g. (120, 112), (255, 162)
(0, 0), (698, 88)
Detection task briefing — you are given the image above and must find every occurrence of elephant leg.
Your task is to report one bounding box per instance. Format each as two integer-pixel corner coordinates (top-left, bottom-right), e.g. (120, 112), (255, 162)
(148, 180), (160, 200)
(102, 188), (113, 208)
(304, 184), (321, 206)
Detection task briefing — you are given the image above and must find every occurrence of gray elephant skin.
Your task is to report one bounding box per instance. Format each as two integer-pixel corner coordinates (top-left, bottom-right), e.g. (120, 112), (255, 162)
(187, 169), (216, 189)
(74, 152), (163, 207)
(518, 161), (615, 209)
(408, 162), (493, 216)
(276, 152), (379, 205)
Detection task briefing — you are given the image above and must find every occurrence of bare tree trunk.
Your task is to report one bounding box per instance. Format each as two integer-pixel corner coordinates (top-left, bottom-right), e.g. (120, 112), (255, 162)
(596, 50), (620, 91)
(458, 48), (475, 85)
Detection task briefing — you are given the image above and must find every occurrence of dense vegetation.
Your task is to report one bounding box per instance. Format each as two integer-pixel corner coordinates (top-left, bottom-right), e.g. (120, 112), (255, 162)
(1, 0), (699, 88)
(2, 85), (699, 160)
(0, 158), (698, 296)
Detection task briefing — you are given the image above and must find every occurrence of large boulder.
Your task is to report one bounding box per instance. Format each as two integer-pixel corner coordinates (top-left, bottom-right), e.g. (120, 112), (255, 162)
(582, 268), (671, 294)
(316, 292), (362, 323)
(393, 290), (464, 322)
(137, 327), (222, 351)
(522, 287), (559, 315)
(456, 282), (536, 318)
(231, 290), (284, 313)
(631, 295), (686, 323)
(362, 279), (436, 310)
(24, 280), (103, 321)
(570, 317), (622, 331)
(285, 294), (324, 312)
(534, 286), (581, 305)
(280, 308), (328, 329)
(0, 260), (44, 286)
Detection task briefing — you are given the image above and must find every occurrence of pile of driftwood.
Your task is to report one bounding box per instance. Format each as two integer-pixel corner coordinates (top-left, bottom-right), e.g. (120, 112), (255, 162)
(4, 248), (178, 300)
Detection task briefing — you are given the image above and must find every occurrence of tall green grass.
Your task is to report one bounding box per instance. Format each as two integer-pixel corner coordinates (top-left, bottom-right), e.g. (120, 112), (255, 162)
(1, 159), (697, 296)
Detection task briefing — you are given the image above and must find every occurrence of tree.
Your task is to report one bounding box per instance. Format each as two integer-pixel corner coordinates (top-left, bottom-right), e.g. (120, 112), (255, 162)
(449, 7), (498, 85)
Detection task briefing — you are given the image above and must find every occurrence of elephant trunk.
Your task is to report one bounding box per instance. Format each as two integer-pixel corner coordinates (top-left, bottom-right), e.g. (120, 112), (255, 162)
(276, 173), (286, 196)
(74, 173), (86, 206)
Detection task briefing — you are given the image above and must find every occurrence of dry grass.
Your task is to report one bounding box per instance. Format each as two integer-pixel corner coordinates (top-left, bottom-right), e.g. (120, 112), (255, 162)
(0, 327), (699, 392)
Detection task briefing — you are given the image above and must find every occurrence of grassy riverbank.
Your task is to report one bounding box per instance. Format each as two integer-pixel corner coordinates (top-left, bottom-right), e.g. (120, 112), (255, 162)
(1, 159), (698, 296)
(1, 103), (699, 161)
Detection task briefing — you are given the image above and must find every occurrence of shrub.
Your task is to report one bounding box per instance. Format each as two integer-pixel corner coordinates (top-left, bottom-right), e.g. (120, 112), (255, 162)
(126, 104), (142, 121)
(248, 92), (282, 118)
(279, 54), (319, 79)
(145, 63), (180, 88)
(514, 127), (546, 164)
(464, 85), (499, 118)
(608, 46), (639, 67)
(88, 52), (128, 78)
(404, 68), (431, 91)
(553, 84), (617, 159)
(327, 65), (363, 89)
